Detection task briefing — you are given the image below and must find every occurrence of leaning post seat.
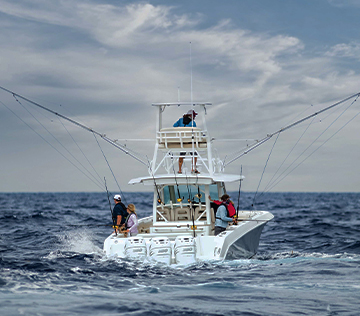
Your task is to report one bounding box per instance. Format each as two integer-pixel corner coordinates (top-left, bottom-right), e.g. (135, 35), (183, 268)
(157, 127), (207, 149)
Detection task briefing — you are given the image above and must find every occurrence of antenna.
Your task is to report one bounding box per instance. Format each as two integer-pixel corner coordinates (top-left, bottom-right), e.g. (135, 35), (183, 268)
(190, 42), (193, 105)
(178, 86), (180, 102)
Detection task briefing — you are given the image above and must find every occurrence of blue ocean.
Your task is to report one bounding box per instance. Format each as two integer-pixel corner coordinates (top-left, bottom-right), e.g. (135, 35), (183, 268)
(1, 192), (359, 315)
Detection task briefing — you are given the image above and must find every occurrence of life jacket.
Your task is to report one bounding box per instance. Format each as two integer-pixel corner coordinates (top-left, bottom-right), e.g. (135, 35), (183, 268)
(211, 200), (236, 218)
(125, 212), (137, 229)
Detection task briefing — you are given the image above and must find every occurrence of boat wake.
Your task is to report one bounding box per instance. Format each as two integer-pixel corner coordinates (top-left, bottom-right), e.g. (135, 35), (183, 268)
(54, 229), (103, 256)
(255, 250), (360, 261)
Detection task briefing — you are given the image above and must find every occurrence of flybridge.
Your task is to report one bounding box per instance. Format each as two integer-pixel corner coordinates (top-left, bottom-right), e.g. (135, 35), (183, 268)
(150, 101), (217, 177)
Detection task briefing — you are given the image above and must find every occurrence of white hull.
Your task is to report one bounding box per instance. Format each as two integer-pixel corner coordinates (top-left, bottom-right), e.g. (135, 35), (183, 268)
(104, 210), (274, 264)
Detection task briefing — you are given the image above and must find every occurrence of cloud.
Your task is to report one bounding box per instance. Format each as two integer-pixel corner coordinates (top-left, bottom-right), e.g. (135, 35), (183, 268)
(0, 1), (198, 46)
(327, 0), (360, 8)
(1, 1), (360, 192)
(325, 41), (360, 59)
(0, 0), (305, 118)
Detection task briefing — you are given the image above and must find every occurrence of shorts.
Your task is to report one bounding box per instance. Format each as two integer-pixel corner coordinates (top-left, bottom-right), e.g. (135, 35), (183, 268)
(180, 152), (198, 156)
(214, 226), (226, 236)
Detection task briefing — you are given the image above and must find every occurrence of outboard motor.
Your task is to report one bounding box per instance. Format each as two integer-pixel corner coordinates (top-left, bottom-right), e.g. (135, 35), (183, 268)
(124, 237), (147, 259)
(149, 237), (172, 264)
(174, 236), (196, 265)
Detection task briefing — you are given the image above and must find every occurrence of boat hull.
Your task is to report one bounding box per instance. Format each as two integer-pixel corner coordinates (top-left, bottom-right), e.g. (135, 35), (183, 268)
(103, 211), (273, 264)
(224, 223), (266, 259)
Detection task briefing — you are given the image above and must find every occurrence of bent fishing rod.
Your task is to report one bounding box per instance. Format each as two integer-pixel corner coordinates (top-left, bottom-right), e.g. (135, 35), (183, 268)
(0, 85), (149, 167)
(104, 177), (117, 235)
(224, 91), (360, 167)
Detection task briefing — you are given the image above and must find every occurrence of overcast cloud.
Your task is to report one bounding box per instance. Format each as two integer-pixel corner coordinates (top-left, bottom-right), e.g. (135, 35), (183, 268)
(1, 0), (360, 193)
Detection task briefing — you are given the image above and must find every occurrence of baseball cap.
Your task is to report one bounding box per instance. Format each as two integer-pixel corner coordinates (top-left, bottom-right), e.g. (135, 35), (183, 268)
(114, 194), (121, 201)
(186, 109), (198, 117)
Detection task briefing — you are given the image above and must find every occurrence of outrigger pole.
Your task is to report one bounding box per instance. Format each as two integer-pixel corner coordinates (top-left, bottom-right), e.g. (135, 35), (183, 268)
(224, 92), (360, 167)
(0, 86), (149, 167)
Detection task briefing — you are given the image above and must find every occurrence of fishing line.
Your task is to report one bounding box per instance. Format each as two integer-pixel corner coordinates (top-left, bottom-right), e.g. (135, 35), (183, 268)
(93, 133), (127, 205)
(235, 165), (243, 222)
(19, 92), (84, 126)
(224, 92), (360, 167)
(13, 94), (104, 189)
(183, 168), (196, 236)
(193, 171), (202, 222)
(105, 177), (117, 235)
(195, 173), (202, 201)
(0, 85), (149, 167)
(259, 97), (358, 196)
(283, 103), (314, 127)
(263, 97), (360, 193)
(58, 117), (105, 186)
(265, 108), (360, 193)
(170, 153), (183, 202)
(259, 116), (316, 197)
(252, 132), (280, 208)
(191, 177), (197, 237)
(0, 99), (105, 191)
(146, 155), (162, 205)
(184, 169), (192, 203)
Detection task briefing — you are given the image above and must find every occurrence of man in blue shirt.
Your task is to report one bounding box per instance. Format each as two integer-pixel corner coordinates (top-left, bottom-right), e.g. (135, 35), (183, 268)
(112, 194), (127, 232)
(214, 194), (236, 236)
(173, 109), (197, 127)
(173, 109), (198, 173)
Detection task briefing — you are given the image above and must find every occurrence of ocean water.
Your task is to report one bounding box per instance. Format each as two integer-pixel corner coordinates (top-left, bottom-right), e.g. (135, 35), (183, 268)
(0, 192), (359, 316)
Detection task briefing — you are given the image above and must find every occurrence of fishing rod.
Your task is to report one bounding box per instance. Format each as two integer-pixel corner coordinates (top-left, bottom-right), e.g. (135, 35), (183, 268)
(224, 92), (360, 167)
(0, 85), (149, 167)
(146, 155), (163, 205)
(184, 170), (196, 237)
(171, 154), (183, 203)
(190, 197), (196, 238)
(234, 165), (243, 225)
(66, 224), (119, 227)
(95, 134), (127, 205)
(104, 177), (117, 235)
(235, 219), (271, 222)
(192, 173), (202, 229)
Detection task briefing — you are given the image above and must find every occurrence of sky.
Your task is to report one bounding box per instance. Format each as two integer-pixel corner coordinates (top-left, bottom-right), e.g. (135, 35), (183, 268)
(1, 0), (360, 193)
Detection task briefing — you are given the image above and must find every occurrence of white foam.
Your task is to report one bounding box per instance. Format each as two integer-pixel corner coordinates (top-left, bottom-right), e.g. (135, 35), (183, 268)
(56, 229), (103, 255)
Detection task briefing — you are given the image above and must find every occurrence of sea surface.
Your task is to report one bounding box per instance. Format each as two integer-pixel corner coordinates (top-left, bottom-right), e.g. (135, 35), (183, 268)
(0, 192), (359, 316)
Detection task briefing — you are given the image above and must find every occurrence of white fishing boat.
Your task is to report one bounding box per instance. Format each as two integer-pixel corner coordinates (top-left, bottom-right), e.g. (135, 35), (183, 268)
(103, 102), (274, 264)
(1, 85), (358, 265)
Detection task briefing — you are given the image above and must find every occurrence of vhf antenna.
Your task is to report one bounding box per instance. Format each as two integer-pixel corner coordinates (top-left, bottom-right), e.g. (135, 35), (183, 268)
(190, 42), (193, 105)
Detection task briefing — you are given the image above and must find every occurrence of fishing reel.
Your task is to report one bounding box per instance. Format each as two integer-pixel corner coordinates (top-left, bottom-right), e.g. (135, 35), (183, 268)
(187, 224), (197, 230)
(119, 226), (128, 237)
(232, 215), (239, 225)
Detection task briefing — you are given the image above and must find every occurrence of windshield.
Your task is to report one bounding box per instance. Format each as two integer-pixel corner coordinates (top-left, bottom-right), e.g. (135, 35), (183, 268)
(163, 184), (219, 204)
